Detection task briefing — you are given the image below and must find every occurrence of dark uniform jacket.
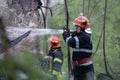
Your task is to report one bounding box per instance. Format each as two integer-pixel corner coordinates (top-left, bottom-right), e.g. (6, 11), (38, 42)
(48, 47), (63, 73)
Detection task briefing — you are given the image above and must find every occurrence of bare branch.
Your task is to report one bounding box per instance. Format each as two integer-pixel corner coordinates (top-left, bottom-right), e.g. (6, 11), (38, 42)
(87, 0), (91, 19)
(91, 2), (117, 25)
(82, 0), (85, 15)
(89, 0), (101, 19)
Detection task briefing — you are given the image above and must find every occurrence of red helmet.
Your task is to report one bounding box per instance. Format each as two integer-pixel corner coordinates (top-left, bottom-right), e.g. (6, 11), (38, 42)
(73, 16), (90, 29)
(48, 36), (60, 48)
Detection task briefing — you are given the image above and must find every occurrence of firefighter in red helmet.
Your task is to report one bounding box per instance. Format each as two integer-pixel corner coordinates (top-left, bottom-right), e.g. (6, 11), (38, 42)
(46, 36), (63, 80)
(63, 16), (94, 80)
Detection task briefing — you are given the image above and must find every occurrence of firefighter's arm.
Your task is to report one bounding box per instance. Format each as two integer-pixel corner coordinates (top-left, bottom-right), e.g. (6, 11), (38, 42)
(62, 27), (70, 42)
(62, 28), (76, 48)
(52, 52), (63, 72)
(52, 52), (63, 79)
(52, 59), (62, 79)
(44, 56), (53, 71)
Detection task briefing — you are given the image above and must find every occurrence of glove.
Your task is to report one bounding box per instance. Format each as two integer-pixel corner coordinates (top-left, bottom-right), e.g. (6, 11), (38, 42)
(62, 28), (70, 41)
(71, 31), (77, 37)
(63, 27), (70, 33)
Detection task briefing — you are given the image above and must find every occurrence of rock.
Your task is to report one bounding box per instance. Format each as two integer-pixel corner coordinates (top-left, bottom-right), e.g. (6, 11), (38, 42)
(0, 7), (15, 26)
(7, 0), (42, 27)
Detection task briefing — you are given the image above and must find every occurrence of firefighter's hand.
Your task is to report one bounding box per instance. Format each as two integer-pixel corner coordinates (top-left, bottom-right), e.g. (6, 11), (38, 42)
(63, 27), (70, 33)
(62, 27), (70, 37)
(71, 31), (77, 37)
(62, 27), (70, 42)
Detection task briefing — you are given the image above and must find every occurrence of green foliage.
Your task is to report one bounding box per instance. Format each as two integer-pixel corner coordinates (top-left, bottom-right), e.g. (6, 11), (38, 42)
(49, 15), (66, 29)
(0, 52), (51, 80)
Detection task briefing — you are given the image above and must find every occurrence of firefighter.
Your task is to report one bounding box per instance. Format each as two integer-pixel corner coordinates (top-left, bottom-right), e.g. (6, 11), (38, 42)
(62, 16), (94, 80)
(46, 36), (63, 80)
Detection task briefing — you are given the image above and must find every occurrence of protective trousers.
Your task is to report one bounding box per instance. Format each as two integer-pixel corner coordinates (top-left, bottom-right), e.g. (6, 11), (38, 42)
(73, 65), (94, 80)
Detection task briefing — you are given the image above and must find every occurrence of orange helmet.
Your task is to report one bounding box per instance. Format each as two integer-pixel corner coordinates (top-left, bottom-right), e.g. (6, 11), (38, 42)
(73, 16), (90, 29)
(48, 36), (61, 48)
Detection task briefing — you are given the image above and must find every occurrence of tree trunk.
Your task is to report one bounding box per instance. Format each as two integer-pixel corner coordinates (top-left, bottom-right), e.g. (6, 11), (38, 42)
(7, 0), (42, 27)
